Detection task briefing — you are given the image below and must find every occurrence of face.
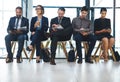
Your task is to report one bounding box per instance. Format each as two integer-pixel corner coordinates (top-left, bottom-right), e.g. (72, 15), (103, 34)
(16, 9), (22, 17)
(57, 10), (65, 18)
(80, 11), (88, 18)
(101, 11), (107, 18)
(36, 6), (42, 15)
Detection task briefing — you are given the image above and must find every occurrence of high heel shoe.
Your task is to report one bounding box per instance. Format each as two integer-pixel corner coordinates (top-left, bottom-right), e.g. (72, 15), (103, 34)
(36, 60), (40, 63)
(100, 51), (105, 59)
(26, 45), (33, 51)
(104, 55), (108, 62)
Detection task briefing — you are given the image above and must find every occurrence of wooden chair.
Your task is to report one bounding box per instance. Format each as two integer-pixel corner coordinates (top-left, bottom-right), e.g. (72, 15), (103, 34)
(29, 40), (50, 62)
(74, 41), (89, 61)
(6, 41), (29, 61)
(29, 40), (73, 61)
(92, 41), (116, 62)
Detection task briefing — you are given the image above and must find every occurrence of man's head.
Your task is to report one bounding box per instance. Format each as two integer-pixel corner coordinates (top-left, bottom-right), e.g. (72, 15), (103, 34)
(16, 7), (22, 18)
(100, 8), (107, 18)
(80, 6), (88, 18)
(57, 7), (65, 18)
(35, 5), (44, 15)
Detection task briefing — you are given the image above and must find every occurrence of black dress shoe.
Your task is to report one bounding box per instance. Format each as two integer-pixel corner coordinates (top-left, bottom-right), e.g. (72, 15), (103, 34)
(45, 32), (51, 38)
(50, 59), (56, 65)
(17, 58), (22, 63)
(26, 46), (32, 51)
(85, 60), (93, 64)
(36, 60), (40, 63)
(6, 58), (13, 63)
(77, 59), (82, 64)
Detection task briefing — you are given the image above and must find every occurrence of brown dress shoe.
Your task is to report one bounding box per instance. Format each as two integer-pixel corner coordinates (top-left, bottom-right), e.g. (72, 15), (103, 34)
(17, 58), (22, 63)
(50, 59), (56, 65)
(6, 58), (13, 63)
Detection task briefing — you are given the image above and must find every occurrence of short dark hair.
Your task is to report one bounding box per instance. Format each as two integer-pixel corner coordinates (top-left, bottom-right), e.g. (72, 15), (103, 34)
(81, 6), (88, 12)
(16, 6), (22, 11)
(58, 7), (65, 12)
(100, 8), (107, 13)
(36, 5), (44, 14)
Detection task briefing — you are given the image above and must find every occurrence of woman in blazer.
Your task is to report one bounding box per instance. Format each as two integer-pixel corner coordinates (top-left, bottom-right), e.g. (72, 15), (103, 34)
(27, 5), (49, 63)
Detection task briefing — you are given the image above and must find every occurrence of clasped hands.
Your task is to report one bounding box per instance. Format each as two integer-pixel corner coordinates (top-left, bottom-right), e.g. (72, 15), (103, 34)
(9, 29), (23, 34)
(100, 28), (111, 33)
(34, 21), (40, 28)
(80, 31), (89, 36)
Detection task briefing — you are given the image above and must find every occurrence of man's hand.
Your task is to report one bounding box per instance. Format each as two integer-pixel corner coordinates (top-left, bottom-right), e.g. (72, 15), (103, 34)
(15, 29), (23, 34)
(81, 32), (89, 36)
(9, 30), (17, 35)
(52, 24), (58, 32)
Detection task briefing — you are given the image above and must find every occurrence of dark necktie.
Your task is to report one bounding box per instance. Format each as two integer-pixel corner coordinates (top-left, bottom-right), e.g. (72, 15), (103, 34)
(58, 18), (62, 24)
(15, 18), (20, 29)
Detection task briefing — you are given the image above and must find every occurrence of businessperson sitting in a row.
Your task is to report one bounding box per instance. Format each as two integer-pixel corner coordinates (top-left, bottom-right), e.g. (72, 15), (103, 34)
(72, 6), (96, 64)
(49, 7), (73, 65)
(94, 8), (115, 62)
(5, 7), (29, 63)
(27, 5), (49, 63)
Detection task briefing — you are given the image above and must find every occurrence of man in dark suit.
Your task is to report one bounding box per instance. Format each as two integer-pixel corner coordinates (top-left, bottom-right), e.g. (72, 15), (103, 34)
(50, 7), (72, 65)
(5, 7), (29, 63)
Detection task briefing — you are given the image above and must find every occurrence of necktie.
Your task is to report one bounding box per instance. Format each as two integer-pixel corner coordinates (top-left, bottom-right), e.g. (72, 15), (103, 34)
(15, 18), (20, 29)
(58, 18), (62, 24)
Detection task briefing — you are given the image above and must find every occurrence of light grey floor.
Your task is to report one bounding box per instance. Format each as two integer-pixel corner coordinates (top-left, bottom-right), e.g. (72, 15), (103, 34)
(0, 59), (120, 82)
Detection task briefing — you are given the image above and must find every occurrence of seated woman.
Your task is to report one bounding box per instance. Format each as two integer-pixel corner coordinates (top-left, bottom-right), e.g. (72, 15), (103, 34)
(27, 5), (49, 63)
(94, 8), (115, 61)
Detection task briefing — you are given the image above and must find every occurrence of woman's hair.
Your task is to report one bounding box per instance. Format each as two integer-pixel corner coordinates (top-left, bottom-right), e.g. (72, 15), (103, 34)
(36, 5), (44, 14)
(81, 6), (88, 12)
(100, 8), (107, 13)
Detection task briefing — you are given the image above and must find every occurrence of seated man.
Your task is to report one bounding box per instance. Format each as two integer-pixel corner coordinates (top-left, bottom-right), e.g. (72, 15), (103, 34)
(50, 7), (72, 65)
(72, 6), (96, 64)
(5, 7), (29, 63)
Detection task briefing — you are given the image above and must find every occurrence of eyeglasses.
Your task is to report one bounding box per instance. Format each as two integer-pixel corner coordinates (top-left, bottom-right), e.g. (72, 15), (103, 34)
(35, 8), (42, 10)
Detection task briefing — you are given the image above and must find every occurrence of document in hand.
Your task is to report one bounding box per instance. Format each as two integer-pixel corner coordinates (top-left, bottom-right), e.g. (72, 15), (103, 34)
(56, 25), (64, 30)
(18, 26), (27, 30)
(80, 28), (89, 32)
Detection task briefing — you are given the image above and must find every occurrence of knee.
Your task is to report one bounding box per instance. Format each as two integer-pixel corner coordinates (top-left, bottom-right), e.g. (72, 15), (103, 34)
(18, 35), (25, 41)
(110, 38), (115, 43)
(102, 37), (108, 43)
(5, 35), (10, 41)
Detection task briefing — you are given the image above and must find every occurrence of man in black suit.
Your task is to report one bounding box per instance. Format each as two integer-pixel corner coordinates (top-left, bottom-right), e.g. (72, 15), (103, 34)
(5, 7), (29, 63)
(50, 7), (72, 65)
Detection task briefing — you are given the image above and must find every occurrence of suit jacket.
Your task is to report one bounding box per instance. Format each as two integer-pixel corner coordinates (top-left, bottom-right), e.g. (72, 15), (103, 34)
(30, 16), (49, 40)
(50, 17), (72, 41)
(7, 16), (29, 35)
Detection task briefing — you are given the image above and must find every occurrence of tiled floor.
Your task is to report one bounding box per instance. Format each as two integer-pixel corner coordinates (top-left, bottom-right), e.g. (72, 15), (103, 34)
(0, 59), (120, 82)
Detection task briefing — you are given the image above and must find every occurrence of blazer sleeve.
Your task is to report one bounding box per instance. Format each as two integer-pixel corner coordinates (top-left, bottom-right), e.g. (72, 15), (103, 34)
(43, 17), (49, 32)
(62, 18), (72, 34)
(22, 18), (29, 34)
(49, 19), (54, 33)
(61, 18), (71, 29)
(7, 17), (13, 33)
(30, 17), (36, 32)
